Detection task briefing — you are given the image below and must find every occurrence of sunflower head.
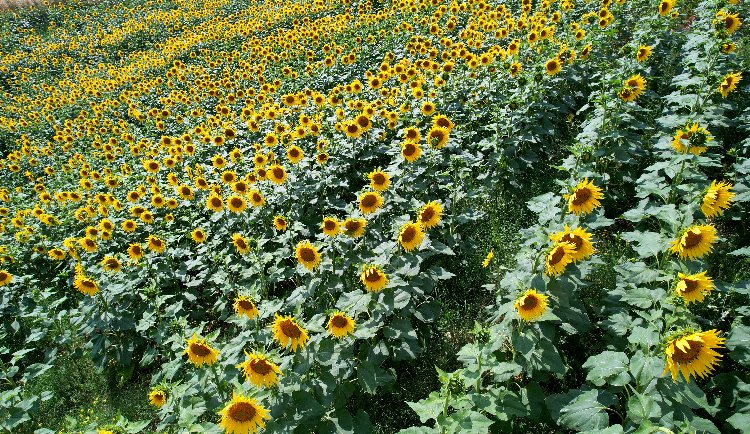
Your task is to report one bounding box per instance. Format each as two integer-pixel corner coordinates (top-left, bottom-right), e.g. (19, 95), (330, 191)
(191, 228), (207, 243)
(514, 289), (549, 321)
(564, 178), (604, 215)
(545, 242), (576, 276)
(273, 215), (288, 231)
(321, 217), (340, 237)
(482, 251), (494, 268)
(342, 217), (367, 238)
(238, 352), (282, 387)
(398, 221), (425, 252)
(148, 388), (166, 408)
(219, 392), (271, 434)
(359, 191), (384, 215)
(328, 311), (356, 338)
(184, 333), (219, 367)
(368, 170), (391, 191)
(147, 235), (166, 253)
(674, 271), (715, 304)
(669, 224), (717, 260)
(663, 329), (725, 382)
(234, 295), (260, 319)
(401, 141), (422, 162)
(271, 314), (309, 352)
(418, 201), (444, 229)
(360, 265), (389, 292)
(549, 225), (595, 263)
(701, 180), (735, 218)
(232, 233), (252, 254)
(295, 240), (321, 271)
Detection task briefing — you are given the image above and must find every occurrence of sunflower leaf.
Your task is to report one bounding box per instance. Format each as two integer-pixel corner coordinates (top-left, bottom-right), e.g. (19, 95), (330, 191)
(583, 351), (630, 387)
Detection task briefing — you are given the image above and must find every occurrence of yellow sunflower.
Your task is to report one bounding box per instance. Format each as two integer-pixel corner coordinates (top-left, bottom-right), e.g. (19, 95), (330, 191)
(342, 217), (367, 238)
(669, 224), (717, 260)
(78, 237), (98, 253)
(664, 329), (725, 382)
(398, 222), (425, 251)
(545, 57), (562, 76)
(701, 180), (735, 218)
(273, 215), (288, 232)
(636, 45), (652, 62)
(238, 352), (282, 388)
(287, 145), (304, 164)
(427, 126), (450, 149)
(0, 269), (13, 286)
(359, 191), (384, 215)
(127, 243), (144, 262)
(672, 123), (712, 155)
(418, 201), (443, 229)
(482, 251), (494, 268)
(514, 289), (549, 321)
(674, 271), (715, 304)
(100, 256), (122, 273)
(234, 295), (259, 319)
(48, 248), (66, 261)
(232, 233), (252, 254)
(147, 235), (166, 253)
(368, 170), (391, 191)
(360, 265), (389, 292)
(248, 190), (265, 207)
(74, 273), (99, 296)
(267, 164), (288, 185)
(545, 242), (576, 276)
(549, 225), (595, 262)
(184, 333), (219, 367)
(658, 0), (674, 16)
(401, 141), (422, 162)
(716, 11), (741, 34)
(295, 240), (321, 271)
(718, 72), (742, 98)
(271, 314), (309, 352)
(564, 179), (604, 215)
(321, 217), (340, 237)
(206, 195), (224, 212)
(328, 311), (356, 338)
(148, 388), (166, 408)
(191, 228), (207, 243)
(218, 392), (271, 434)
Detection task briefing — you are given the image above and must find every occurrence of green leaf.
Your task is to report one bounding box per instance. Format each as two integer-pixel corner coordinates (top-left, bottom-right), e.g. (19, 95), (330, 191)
(727, 325), (750, 366)
(621, 231), (669, 258)
(629, 351), (664, 387)
(548, 389), (615, 432)
(627, 393), (660, 424)
(582, 351), (630, 387)
(437, 409), (493, 434)
(406, 392), (443, 423)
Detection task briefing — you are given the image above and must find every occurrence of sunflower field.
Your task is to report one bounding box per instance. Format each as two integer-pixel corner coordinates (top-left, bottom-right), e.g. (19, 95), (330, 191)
(0, 0), (749, 432)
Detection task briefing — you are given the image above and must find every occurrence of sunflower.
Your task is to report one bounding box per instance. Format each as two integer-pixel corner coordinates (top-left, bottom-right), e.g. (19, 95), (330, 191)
(427, 126), (450, 149)
(514, 289), (549, 321)
(227, 195), (247, 213)
(328, 311), (356, 338)
(248, 190), (265, 207)
(273, 215), (288, 232)
(672, 123), (712, 154)
(147, 235), (166, 253)
(101, 256), (122, 273)
(206, 195), (224, 212)
(545, 242), (576, 276)
(718, 72), (742, 98)
(184, 333), (219, 367)
(398, 222), (425, 251)
(401, 141), (422, 162)
(234, 295), (259, 319)
(669, 224), (717, 260)
(421, 101), (436, 116)
(664, 329), (725, 382)
(482, 251), (494, 268)
(233, 233), (252, 254)
(509, 62), (522, 77)
(342, 217), (367, 238)
(122, 219), (138, 232)
(717, 11), (741, 34)
(658, 0), (674, 16)
(238, 352), (282, 387)
(219, 392), (271, 434)
(267, 164), (288, 185)
(564, 179), (604, 215)
(0, 270), (12, 286)
(545, 57), (562, 76)
(48, 248), (66, 260)
(79, 237), (98, 253)
(271, 314), (309, 352)
(636, 45), (652, 62)
(321, 217), (340, 237)
(674, 271), (715, 304)
(368, 170), (391, 191)
(701, 180), (735, 218)
(177, 184), (194, 200)
(287, 145), (304, 164)
(549, 225), (595, 262)
(359, 191), (384, 215)
(295, 240), (321, 271)
(127, 243), (144, 262)
(148, 388), (166, 408)
(191, 228), (207, 243)
(360, 265), (388, 292)
(418, 201), (443, 229)
(74, 273), (99, 296)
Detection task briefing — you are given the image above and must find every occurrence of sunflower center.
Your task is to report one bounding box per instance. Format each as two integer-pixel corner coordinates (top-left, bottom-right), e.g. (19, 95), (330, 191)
(331, 315), (349, 328)
(211, 198), (222, 207)
(230, 198), (243, 208)
(280, 319), (302, 338)
(403, 143), (417, 156)
(561, 233), (583, 250)
(401, 226), (416, 242)
(289, 149), (300, 158)
(273, 168), (284, 178)
(236, 239), (247, 250)
(548, 246), (565, 266)
(361, 194), (377, 208)
(252, 193), (262, 203)
(300, 247), (316, 262)
(520, 295), (538, 310)
(251, 359), (272, 375)
(347, 124), (359, 134)
(421, 207), (435, 222)
(372, 173), (386, 185)
(228, 402), (257, 423)
(681, 278), (698, 293)
(683, 230), (703, 248)
(345, 221), (360, 232)
(672, 340), (703, 363)
(238, 299), (254, 310)
(324, 220), (336, 231)
(82, 280), (95, 289)
(190, 342), (212, 357)
(365, 269), (382, 282)
(571, 187), (591, 205)
(546, 61), (558, 71)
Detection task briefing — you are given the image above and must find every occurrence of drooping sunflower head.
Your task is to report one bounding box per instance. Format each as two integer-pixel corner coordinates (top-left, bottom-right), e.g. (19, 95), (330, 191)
(232, 233), (252, 254)
(368, 170), (391, 191)
(273, 215), (288, 231)
(545, 242), (576, 276)
(342, 217), (367, 238)
(719, 72), (742, 98)
(398, 221), (425, 252)
(418, 201), (444, 229)
(671, 122), (712, 154)
(674, 271), (714, 304)
(184, 333), (220, 367)
(669, 224), (717, 260)
(271, 314), (309, 352)
(663, 329), (725, 382)
(328, 311), (356, 338)
(321, 217), (340, 237)
(702, 180), (735, 218)
(482, 251), (494, 268)
(234, 295), (260, 319)
(360, 264), (389, 292)
(514, 289), (549, 321)
(148, 388), (166, 408)
(564, 178), (604, 215)
(219, 392), (271, 434)
(295, 240), (321, 271)
(238, 352), (282, 388)
(549, 225), (595, 263)
(358, 191), (384, 215)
